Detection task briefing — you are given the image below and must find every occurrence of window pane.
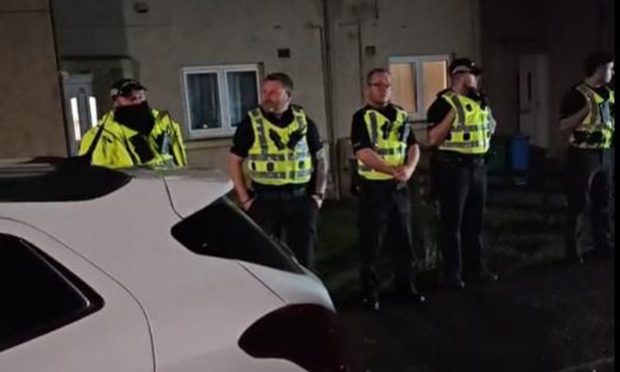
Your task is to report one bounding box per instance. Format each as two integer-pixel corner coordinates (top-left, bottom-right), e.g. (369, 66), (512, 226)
(186, 73), (221, 130)
(422, 60), (448, 111)
(389, 63), (417, 113)
(227, 71), (258, 127)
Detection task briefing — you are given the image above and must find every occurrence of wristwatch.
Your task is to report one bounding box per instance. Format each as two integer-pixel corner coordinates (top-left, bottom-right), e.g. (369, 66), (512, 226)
(313, 192), (325, 200)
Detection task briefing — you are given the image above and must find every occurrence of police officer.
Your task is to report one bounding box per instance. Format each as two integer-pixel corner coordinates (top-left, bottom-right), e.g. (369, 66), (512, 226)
(427, 58), (498, 289)
(228, 72), (328, 270)
(79, 78), (187, 168)
(560, 51), (614, 263)
(352, 68), (425, 310)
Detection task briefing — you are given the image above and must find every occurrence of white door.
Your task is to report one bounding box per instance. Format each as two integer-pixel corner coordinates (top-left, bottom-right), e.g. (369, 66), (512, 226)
(518, 54), (550, 148)
(63, 74), (99, 155)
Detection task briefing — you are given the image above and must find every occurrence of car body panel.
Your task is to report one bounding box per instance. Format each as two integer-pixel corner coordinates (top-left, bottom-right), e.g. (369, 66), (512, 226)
(0, 219), (154, 372)
(1, 167), (334, 371)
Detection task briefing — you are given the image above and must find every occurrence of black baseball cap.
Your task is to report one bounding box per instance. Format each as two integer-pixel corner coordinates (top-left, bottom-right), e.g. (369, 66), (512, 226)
(110, 78), (147, 97)
(449, 58), (483, 75)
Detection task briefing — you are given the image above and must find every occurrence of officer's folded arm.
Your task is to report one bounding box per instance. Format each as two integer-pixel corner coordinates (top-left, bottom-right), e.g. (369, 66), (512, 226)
(355, 148), (395, 176)
(428, 109), (456, 146)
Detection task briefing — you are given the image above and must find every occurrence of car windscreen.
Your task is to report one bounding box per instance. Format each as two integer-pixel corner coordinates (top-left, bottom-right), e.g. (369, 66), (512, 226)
(171, 197), (303, 274)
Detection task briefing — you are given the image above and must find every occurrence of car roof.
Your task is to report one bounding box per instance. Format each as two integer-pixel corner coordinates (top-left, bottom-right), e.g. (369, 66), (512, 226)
(0, 158), (131, 202)
(0, 157), (232, 217)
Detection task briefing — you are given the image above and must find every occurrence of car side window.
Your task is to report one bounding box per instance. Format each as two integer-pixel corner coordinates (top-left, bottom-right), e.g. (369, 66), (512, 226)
(0, 233), (104, 352)
(171, 197), (303, 274)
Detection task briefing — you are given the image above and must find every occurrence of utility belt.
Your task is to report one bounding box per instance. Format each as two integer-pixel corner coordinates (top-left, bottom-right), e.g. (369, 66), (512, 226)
(359, 178), (408, 192)
(253, 184), (309, 200)
(570, 130), (612, 147)
(433, 150), (486, 167)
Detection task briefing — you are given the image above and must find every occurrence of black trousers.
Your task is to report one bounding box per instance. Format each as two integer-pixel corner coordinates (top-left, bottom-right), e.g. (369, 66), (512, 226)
(565, 147), (614, 257)
(357, 179), (418, 295)
(435, 152), (487, 278)
(249, 194), (318, 270)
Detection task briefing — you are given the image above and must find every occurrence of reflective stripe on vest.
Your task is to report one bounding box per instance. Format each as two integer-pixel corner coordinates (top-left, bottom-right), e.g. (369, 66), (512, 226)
(569, 84), (614, 149)
(247, 107), (313, 185)
(357, 107), (409, 180)
(438, 92), (491, 155)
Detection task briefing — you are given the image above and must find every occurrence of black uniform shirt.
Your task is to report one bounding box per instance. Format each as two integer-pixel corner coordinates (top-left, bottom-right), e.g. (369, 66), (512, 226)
(559, 83), (612, 119)
(350, 103), (416, 153)
(230, 104), (323, 191)
(426, 89), (453, 128)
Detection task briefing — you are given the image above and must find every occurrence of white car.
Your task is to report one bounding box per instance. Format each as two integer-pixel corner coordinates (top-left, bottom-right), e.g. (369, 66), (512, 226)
(0, 159), (347, 372)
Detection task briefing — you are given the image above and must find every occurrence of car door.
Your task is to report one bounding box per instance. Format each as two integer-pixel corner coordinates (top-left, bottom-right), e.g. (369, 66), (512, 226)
(0, 219), (154, 372)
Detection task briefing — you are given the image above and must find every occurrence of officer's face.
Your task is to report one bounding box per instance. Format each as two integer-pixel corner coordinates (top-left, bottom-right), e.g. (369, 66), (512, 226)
(461, 72), (479, 90)
(367, 72), (392, 106)
(602, 62), (614, 84)
(261, 80), (291, 114)
(114, 89), (147, 107)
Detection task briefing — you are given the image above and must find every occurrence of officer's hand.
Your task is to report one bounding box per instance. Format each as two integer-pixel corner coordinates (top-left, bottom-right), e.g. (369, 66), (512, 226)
(241, 198), (255, 211)
(394, 165), (415, 182)
(311, 194), (323, 209)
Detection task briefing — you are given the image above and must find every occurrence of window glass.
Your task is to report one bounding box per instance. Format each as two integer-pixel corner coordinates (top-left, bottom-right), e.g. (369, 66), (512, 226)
(171, 197), (303, 274)
(186, 72), (221, 130)
(227, 71), (258, 127)
(390, 62), (417, 113)
(422, 60), (448, 111)
(0, 234), (103, 351)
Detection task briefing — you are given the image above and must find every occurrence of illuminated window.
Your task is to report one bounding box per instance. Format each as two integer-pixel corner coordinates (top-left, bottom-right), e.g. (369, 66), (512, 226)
(389, 55), (449, 120)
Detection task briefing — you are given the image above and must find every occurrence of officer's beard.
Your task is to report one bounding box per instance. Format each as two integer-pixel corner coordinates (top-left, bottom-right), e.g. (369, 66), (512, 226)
(114, 101), (155, 135)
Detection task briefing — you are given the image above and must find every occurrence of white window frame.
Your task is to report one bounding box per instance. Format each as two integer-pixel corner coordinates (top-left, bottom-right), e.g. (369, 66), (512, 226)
(389, 54), (450, 122)
(181, 64), (260, 139)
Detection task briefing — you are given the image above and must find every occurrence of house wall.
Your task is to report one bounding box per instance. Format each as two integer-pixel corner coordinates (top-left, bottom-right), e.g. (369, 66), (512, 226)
(0, 0), (66, 158)
(52, 0), (480, 179)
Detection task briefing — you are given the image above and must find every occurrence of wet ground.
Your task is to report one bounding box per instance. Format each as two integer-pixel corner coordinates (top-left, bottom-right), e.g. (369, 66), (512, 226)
(335, 260), (614, 372)
(317, 172), (614, 372)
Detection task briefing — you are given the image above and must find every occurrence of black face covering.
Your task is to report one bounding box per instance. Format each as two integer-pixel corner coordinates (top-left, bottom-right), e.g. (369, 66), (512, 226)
(114, 101), (155, 135)
(466, 88), (488, 109)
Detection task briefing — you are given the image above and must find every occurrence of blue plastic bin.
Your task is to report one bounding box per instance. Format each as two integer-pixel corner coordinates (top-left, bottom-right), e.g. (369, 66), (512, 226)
(511, 134), (530, 171)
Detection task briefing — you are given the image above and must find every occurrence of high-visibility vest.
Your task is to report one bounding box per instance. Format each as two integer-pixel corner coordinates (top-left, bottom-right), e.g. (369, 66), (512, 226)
(247, 107), (313, 186)
(569, 84), (614, 149)
(438, 91), (491, 155)
(78, 109), (187, 169)
(357, 106), (409, 180)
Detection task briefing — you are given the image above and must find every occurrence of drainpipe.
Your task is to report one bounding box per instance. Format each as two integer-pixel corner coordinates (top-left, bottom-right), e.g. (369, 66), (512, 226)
(48, 0), (72, 156)
(309, 0), (340, 199)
